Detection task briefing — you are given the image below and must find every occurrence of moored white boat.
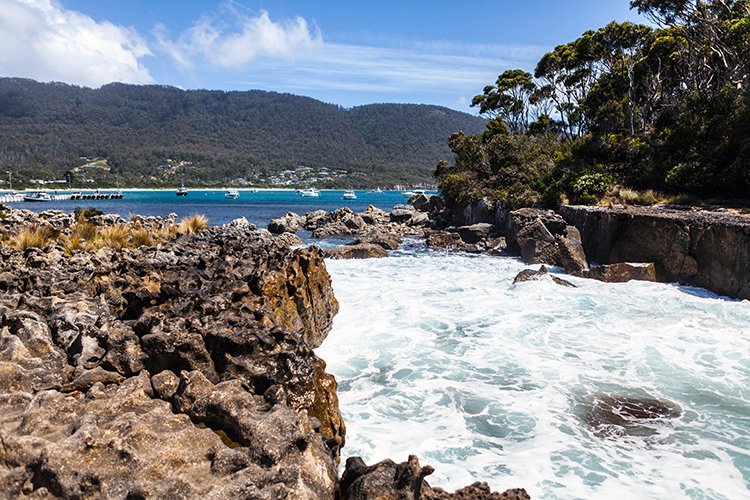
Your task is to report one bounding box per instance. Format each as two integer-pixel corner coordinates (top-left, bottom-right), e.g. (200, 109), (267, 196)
(22, 191), (52, 202)
(342, 190), (357, 200)
(300, 188), (320, 197)
(176, 186), (188, 196)
(224, 189), (240, 199)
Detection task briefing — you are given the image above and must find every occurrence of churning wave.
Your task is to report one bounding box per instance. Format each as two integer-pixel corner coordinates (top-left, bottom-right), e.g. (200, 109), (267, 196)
(316, 244), (750, 499)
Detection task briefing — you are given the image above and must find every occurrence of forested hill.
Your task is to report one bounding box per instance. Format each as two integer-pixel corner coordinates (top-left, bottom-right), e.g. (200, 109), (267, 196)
(0, 78), (486, 187)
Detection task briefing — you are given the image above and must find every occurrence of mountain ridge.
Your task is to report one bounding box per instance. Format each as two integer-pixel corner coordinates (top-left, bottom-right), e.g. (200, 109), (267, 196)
(0, 78), (486, 187)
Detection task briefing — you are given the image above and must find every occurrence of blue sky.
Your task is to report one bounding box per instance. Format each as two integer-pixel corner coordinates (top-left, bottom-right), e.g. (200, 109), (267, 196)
(0, 0), (646, 111)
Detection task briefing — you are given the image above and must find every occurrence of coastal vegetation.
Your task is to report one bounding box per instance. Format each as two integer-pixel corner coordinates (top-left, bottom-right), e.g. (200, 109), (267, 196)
(0, 79), (485, 189)
(436, 0), (750, 209)
(0, 210), (210, 252)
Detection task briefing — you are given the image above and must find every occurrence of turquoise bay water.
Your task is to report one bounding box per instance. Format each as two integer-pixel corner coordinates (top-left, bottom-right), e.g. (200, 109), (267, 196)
(6, 189), (413, 226)
(317, 245), (750, 499)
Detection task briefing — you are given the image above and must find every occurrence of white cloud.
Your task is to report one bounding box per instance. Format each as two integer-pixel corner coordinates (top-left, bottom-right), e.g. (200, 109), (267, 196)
(0, 0), (152, 87)
(156, 9), (322, 71)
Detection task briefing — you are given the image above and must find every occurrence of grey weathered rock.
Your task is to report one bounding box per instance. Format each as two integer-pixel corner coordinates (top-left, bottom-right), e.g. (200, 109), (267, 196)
(352, 231), (402, 251)
(457, 223), (493, 244)
(323, 243), (388, 260)
(515, 218), (561, 265)
(390, 204), (417, 224)
(307, 208), (366, 238)
(358, 205), (390, 226)
(267, 212), (305, 234)
(556, 225), (589, 274)
(412, 194), (445, 214)
(426, 230), (463, 249)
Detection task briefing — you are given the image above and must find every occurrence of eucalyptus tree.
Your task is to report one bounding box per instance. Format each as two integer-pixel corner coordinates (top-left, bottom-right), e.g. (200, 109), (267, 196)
(631, 0), (750, 91)
(471, 69), (538, 134)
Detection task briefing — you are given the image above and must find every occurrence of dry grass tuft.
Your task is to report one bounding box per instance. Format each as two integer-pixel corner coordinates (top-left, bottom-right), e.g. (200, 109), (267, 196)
(130, 227), (155, 247)
(71, 216), (97, 242)
(99, 223), (130, 250)
(616, 188), (662, 206)
(178, 214), (209, 234)
(9, 225), (56, 250)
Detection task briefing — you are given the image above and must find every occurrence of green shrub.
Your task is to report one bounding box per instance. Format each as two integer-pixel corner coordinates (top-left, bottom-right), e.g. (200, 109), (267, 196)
(438, 172), (472, 205)
(570, 172), (613, 204)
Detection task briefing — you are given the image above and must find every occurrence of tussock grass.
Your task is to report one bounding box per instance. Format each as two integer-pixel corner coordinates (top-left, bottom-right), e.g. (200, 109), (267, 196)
(615, 188), (662, 206)
(71, 216), (97, 242)
(4, 212), (211, 254)
(129, 227), (155, 247)
(606, 186), (703, 207)
(9, 225), (56, 250)
(178, 214), (209, 234)
(98, 223), (130, 250)
(156, 223), (179, 240)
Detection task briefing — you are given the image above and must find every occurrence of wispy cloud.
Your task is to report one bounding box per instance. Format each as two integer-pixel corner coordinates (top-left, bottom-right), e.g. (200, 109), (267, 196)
(155, 7), (322, 71)
(0, 0), (152, 86)
(223, 40), (544, 106)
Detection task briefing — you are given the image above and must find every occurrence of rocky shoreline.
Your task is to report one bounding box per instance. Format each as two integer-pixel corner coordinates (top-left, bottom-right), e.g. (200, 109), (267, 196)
(275, 196), (749, 300)
(2, 195), (743, 498)
(0, 205), (527, 499)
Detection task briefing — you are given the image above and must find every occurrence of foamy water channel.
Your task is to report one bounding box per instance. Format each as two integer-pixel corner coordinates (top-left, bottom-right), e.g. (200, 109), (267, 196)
(316, 243), (750, 499)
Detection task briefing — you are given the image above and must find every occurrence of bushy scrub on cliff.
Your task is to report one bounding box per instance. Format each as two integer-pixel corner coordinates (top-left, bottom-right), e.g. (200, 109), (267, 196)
(438, 0), (750, 207)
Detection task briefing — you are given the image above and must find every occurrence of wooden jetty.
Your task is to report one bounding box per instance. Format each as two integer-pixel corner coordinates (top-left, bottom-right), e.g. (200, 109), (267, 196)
(0, 191), (124, 204)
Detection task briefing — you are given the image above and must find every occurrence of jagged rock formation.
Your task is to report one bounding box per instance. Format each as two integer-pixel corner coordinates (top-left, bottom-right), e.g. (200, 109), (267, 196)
(0, 221), (345, 498)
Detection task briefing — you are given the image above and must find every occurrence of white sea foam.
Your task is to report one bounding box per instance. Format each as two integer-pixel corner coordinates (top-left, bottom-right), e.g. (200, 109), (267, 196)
(316, 245), (750, 499)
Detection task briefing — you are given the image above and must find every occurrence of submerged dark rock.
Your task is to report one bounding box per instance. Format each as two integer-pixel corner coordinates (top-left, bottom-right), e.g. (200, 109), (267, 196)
(581, 394), (681, 437)
(513, 265), (576, 287)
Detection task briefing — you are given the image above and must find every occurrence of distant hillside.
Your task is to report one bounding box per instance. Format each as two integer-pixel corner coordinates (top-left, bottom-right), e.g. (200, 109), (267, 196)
(0, 78), (486, 187)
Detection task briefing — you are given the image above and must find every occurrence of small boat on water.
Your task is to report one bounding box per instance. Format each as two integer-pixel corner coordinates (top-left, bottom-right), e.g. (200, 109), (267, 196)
(367, 187), (384, 194)
(22, 191), (52, 202)
(401, 189), (426, 199)
(248, 188), (259, 193)
(342, 190), (357, 200)
(300, 188), (320, 197)
(224, 189), (240, 199)
(176, 186), (188, 196)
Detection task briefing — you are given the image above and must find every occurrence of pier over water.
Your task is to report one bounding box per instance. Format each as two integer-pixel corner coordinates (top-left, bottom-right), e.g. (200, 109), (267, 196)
(0, 191), (124, 204)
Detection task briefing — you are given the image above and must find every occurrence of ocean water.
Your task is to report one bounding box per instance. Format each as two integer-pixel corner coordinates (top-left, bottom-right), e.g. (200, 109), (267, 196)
(316, 243), (750, 499)
(5, 189), (414, 226)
